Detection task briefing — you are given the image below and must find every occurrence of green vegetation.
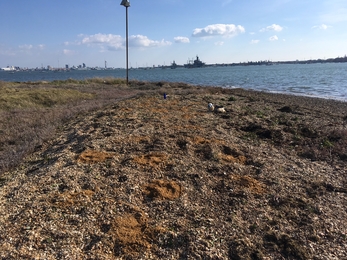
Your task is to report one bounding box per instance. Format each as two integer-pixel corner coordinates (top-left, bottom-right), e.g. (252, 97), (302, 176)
(0, 78), (135, 175)
(0, 86), (94, 110)
(51, 77), (126, 86)
(228, 96), (237, 101)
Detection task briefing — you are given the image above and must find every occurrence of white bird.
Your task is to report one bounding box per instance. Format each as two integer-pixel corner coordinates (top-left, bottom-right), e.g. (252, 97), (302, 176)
(208, 103), (215, 111)
(215, 105), (226, 113)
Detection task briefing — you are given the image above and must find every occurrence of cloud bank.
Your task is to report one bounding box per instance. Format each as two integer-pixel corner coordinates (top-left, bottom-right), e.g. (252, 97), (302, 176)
(129, 35), (172, 48)
(79, 33), (171, 50)
(192, 24), (245, 38)
(174, 36), (190, 43)
(81, 33), (123, 50)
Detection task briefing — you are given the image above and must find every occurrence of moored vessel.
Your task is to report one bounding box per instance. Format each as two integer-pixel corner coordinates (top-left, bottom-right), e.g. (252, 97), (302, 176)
(184, 55), (205, 68)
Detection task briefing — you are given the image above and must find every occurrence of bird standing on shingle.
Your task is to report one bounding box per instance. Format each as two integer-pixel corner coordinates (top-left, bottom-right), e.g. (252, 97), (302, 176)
(208, 103), (215, 111)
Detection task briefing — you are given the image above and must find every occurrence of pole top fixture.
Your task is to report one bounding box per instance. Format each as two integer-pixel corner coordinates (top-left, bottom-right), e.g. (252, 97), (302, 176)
(120, 0), (130, 7)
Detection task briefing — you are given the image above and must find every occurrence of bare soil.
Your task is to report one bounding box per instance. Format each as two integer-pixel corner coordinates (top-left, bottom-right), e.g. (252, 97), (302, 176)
(1, 83), (347, 259)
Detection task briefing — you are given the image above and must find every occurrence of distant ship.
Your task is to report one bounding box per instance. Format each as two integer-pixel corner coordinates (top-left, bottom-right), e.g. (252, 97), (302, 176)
(171, 60), (178, 69)
(1, 66), (16, 71)
(184, 55), (205, 68)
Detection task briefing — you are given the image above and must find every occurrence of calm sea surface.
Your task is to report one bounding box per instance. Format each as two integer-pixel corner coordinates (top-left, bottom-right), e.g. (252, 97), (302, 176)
(1, 63), (347, 101)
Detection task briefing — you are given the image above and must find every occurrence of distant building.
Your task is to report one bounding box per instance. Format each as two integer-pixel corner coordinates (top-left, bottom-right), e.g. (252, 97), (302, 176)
(65, 64), (69, 69)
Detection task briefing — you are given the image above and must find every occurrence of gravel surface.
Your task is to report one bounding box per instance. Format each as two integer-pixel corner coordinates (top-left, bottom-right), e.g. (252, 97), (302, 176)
(1, 84), (346, 259)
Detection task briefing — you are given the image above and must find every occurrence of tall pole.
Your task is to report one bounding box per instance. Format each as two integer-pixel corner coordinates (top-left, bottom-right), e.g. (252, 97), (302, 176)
(120, 0), (130, 84)
(125, 5), (129, 85)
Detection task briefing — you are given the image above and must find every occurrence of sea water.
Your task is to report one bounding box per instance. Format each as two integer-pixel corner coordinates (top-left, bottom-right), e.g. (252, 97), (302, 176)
(1, 62), (347, 101)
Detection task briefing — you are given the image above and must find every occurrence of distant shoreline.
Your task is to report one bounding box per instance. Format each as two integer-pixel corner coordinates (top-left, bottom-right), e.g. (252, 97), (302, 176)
(1, 54), (347, 71)
(1, 64), (347, 103)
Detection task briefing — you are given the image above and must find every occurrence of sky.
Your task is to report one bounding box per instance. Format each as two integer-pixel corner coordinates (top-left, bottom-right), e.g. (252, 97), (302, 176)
(1, 0), (347, 69)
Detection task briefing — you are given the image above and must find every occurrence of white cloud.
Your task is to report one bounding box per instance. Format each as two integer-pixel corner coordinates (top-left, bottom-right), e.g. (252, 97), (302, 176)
(17, 44), (44, 54)
(129, 35), (172, 48)
(269, 35), (279, 41)
(79, 33), (171, 50)
(260, 24), (283, 32)
(215, 41), (224, 46)
(192, 24), (245, 38)
(81, 33), (123, 50)
(312, 24), (330, 30)
(174, 36), (190, 43)
(19, 44), (33, 50)
(251, 39), (260, 44)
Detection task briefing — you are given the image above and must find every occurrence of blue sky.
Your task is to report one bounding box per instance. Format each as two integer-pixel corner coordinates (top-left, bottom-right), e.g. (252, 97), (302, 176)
(1, 0), (346, 68)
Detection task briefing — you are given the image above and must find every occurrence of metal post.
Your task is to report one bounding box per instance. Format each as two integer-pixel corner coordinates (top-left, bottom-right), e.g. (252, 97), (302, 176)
(125, 6), (129, 85)
(120, 0), (130, 84)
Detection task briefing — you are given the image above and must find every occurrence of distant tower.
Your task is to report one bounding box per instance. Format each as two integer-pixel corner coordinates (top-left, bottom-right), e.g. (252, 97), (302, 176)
(105, 60), (107, 69)
(83, 63), (86, 68)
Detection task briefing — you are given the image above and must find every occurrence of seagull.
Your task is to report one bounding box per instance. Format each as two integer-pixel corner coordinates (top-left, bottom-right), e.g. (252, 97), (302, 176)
(208, 103), (226, 113)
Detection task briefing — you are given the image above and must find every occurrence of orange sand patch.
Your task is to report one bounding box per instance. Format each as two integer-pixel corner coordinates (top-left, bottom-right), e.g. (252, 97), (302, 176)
(112, 212), (165, 256)
(133, 152), (168, 167)
(77, 150), (114, 163)
(191, 136), (210, 144)
(231, 175), (267, 194)
(218, 153), (247, 164)
(143, 180), (182, 200)
(51, 190), (95, 207)
(113, 214), (151, 251)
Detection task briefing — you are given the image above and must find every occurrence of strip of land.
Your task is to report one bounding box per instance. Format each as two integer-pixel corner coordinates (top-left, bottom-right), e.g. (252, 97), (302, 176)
(0, 80), (347, 259)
